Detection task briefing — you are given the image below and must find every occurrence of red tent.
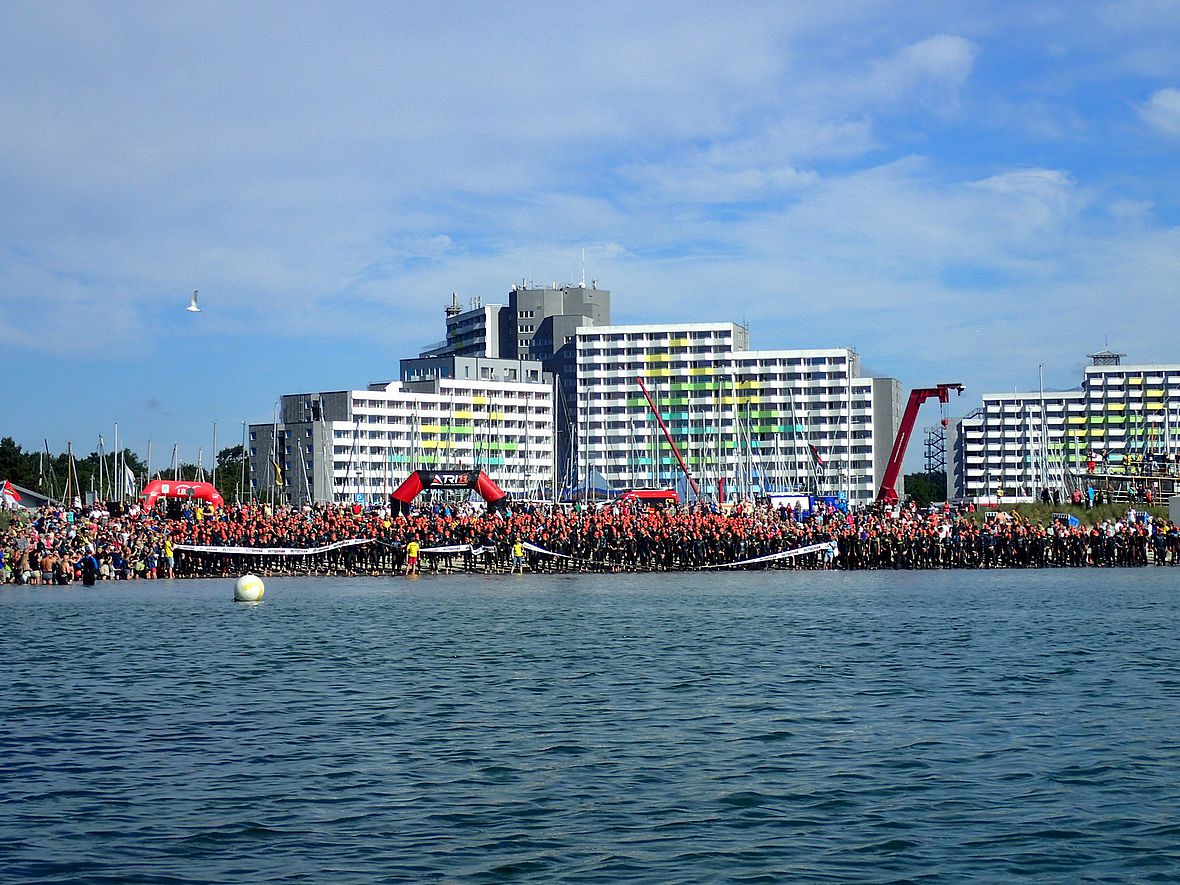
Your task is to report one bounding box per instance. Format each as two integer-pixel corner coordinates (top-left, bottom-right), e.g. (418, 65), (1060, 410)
(140, 479), (225, 511)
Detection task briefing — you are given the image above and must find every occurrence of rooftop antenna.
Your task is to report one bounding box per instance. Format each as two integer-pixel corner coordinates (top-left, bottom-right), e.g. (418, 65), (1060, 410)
(581, 248), (586, 288)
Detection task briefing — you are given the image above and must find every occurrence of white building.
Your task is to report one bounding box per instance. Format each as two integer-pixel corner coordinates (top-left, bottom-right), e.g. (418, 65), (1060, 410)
(953, 352), (1180, 500)
(573, 323), (901, 505)
(249, 377), (555, 506)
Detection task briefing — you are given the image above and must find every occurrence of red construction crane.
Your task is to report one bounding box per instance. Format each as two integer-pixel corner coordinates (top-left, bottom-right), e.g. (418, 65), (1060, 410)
(877, 383), (964, 504)
(635, 377), (702, 500)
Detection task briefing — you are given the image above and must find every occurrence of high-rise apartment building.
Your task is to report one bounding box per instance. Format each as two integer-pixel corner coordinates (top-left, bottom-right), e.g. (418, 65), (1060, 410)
(248, 279), (913, 508)
(398, 354), (549, 386)
(249, 376), (554, 506)
(574, 323), (901, 505)
(952, 352), (1180, 500)
(420, 294), (504, 359)
(417, 283), (610, 364)
(412, 281), (611, 478)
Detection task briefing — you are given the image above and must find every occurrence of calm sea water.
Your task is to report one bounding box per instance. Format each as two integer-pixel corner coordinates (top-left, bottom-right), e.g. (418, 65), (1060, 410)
(3, 570), (1180, 884)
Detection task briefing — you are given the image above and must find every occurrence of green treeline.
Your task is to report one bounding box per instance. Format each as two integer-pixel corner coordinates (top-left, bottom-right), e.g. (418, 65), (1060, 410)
(0, 437), (250, 503)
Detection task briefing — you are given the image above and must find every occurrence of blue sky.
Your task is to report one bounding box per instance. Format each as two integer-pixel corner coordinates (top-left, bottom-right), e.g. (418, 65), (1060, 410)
(3, 1), (1180, 470)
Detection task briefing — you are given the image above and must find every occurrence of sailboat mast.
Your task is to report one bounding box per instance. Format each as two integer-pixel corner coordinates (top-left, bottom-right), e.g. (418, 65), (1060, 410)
(64, 442), (75, 505)
(240, 423), (247, 504)
(716, 378), (723, 503)
(113, 423), (119, 503)
(95, 436), (104, 500)
(42, 440), (57, 500)
(270, 400), (279, 507)
(551, 374), (559, 502)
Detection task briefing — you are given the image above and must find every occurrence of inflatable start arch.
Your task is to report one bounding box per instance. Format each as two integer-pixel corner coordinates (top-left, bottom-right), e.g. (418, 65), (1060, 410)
(390, 470), (508, 516)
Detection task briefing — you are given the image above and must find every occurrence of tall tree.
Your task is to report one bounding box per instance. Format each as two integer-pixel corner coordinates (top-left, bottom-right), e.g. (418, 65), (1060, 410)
(215, 445), (251, 502)
(904, 472), (948, 508)
(0, 437), (38, 487)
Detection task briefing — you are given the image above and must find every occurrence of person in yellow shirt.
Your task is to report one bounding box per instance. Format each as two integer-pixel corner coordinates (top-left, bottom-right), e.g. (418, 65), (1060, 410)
(163, 537), (174, 579)
(405, 537), (420, 576)
(511, 538), (525, 574)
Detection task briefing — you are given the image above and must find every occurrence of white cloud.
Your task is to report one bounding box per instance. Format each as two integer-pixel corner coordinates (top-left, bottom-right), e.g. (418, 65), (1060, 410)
(967, 168), (1078, 236)
(1099, 0), (1180, 32)
(3, 2), (1180, 455)
(901, 35), (977, 84)
(1107, 198), (1154, 222)
(1139, 87), (1180, 136)
(862, 35), (977, 113)
(619, 161), (818, 204)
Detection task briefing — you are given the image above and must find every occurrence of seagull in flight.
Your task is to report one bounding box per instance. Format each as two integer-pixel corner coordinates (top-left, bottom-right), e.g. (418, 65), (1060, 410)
(186, 290), (201, 312)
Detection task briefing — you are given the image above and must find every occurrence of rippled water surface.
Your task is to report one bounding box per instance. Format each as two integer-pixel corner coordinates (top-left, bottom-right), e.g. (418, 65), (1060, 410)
(4, 570), (1180, 883)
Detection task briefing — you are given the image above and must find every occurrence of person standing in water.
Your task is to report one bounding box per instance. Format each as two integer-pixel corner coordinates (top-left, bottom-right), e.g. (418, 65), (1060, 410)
(511, 538), (526, 574)
(404, 536), (420, 576)
(77, 547), (100, 587)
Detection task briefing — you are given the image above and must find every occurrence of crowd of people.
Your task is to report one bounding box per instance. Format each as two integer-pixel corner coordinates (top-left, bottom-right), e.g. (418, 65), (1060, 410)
(3, 493), (1180, 584)
(0, 502), (175, 586)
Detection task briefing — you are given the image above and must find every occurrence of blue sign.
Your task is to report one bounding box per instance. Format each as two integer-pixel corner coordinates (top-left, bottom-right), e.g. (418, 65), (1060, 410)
(353, 493), (366, 504)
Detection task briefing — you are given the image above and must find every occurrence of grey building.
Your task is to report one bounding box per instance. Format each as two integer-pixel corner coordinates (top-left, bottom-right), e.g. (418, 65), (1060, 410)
(503, 282), (611, 361)
(420, 294), (505, 359)
(400, 354), (550, 386)
(413, 281), (612, 484)
(502, 282), (611, 484)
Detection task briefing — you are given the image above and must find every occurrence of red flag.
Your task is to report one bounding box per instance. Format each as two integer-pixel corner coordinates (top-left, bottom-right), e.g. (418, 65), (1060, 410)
(808, 444), (826, 466)
(3, 480), (20, 502)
